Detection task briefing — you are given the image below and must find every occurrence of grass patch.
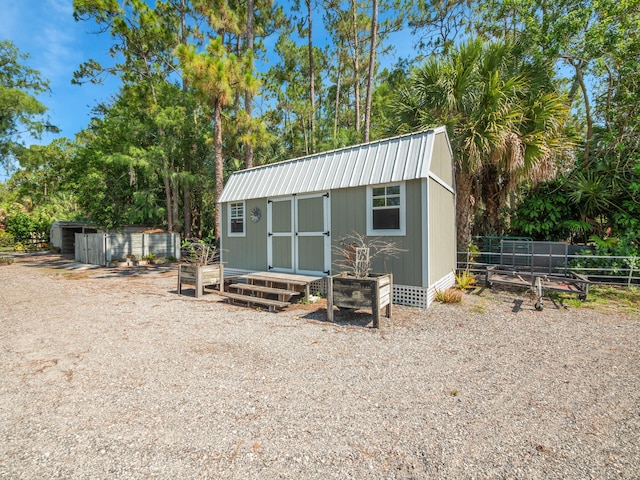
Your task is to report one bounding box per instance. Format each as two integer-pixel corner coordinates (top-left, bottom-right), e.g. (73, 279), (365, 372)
(0, 256), (14, 266)
(471, 304), (487, 314)
(556, 285), (640, 316)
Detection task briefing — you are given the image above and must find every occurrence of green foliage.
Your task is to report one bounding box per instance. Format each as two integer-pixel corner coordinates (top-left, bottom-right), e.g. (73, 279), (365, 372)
(570, 235), (639, 278)
(391, 37), (572, 246)
(0, 230), (14, 248)
(454, 269), (476, 290)
(5, 211), (34, 241)
(1, 0), (638, 253)
(510, 181), (583, 241)
(0, 40), (58, 173)
(4, 210), (50, 247)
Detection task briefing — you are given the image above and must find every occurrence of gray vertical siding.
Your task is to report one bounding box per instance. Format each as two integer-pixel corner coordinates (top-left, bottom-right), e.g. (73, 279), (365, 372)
(430, 132), (454, 187)
(221, 198), (268, 271)
(329, 182), (423, 286)
(428, 178), (456, 282)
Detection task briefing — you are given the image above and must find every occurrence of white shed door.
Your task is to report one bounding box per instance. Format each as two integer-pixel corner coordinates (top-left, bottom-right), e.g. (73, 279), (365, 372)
(267, 193), (330, 276)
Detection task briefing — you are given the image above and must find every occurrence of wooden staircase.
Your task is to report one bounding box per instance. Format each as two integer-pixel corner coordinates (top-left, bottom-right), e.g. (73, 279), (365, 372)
(217, 272), (324, 312)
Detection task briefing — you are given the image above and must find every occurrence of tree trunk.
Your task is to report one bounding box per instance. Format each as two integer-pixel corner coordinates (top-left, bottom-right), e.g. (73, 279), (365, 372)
(244, 0), (255, 168)
(172, 177), (181, 233)
(455, 170), (474, 249)
(333, 50), (343, 143)
(214, 98), (224, 242)
(574, 60), (593, 162)
(351, 0), (361, 135)
(183, 176), (192, 238)
(180, 0), (192, 238)
(162, 155), (174, 231)
(363, 0), (378, 143)
(307, 0), (316, 153)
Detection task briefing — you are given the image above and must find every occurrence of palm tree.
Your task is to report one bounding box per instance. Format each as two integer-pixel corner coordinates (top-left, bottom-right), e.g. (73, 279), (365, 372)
(392, 38), (572, 247)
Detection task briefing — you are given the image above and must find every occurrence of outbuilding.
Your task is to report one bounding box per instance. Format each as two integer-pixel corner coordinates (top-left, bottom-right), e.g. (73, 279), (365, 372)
(50, 221), (98, 254)
(218, 128), (457, 307)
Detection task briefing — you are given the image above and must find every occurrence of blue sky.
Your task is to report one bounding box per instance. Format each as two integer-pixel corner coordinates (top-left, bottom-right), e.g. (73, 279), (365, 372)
(1, 0), (414, 180)
(1, 0), (121, 147)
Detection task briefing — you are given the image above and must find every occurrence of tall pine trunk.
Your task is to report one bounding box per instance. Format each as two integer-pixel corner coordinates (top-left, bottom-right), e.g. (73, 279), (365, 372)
(244, 0), (255, 168)
(306, 0), (316, 153)
(363, 0), (378, 142)
(180, 0), (192, 237)
(351, 0), (361, 135)
(214, 98), (224, 242)
(333, 50), (343, 143)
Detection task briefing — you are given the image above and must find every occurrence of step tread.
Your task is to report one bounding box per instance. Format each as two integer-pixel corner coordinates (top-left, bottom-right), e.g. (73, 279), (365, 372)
(229, 283), (298, 296)
(217, 291), (290, 309)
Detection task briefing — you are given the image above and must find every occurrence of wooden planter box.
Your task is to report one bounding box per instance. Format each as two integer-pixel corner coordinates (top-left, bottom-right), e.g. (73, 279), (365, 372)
(109, 259), (131, 268)
(326, 273), (392, 328)
(177, 264), (224, 298)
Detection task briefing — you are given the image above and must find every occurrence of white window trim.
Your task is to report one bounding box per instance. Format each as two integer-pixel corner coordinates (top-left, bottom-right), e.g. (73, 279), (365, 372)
(366, 182), (406, 237)
(228, 201), (246, 237)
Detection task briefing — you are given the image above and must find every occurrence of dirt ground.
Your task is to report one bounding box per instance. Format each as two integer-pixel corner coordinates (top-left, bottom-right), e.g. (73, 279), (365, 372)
(1, 253), (639, 479)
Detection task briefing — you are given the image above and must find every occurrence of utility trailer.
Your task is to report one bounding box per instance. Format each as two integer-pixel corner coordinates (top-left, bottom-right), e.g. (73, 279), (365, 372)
(486, 266), (590, 311)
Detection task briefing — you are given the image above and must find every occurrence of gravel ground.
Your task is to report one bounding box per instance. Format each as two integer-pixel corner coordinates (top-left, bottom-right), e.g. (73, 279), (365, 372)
(1, 253), (639, 479)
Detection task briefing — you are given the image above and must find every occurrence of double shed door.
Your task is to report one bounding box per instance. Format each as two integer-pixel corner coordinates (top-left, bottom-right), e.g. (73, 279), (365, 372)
(267, 193), (330, 276)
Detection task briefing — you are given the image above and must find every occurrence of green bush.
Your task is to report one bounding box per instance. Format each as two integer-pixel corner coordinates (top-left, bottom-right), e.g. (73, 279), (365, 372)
(0, 230), (14, 248)
(4, 211), (51, 249)
(570, 235), (639, 278)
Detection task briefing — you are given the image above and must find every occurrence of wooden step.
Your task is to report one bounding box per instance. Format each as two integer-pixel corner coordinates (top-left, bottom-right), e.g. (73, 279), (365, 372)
(242, 274), (310, 287)
(228, 283), (299, 299)
(217, 291), (290, 312)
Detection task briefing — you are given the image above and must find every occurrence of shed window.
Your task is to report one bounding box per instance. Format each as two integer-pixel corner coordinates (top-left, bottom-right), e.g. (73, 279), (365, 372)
(229, 202), (245, 236)
(367, 183), (406, 236)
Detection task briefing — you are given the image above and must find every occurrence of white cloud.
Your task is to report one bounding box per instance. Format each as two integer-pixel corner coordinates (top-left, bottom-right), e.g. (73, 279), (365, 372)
(47, 0), (74, 16)
(39, 25), (77, 80)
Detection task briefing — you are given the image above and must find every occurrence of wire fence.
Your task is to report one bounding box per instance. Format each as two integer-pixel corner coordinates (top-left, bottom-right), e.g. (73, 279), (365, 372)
(457, 249), (640, 287)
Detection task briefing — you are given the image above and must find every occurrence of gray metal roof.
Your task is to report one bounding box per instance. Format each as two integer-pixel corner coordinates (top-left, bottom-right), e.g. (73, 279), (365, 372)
(219, 127), (448, 203)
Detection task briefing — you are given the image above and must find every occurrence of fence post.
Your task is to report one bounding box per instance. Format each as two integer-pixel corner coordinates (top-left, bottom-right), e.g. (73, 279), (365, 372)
(629, 257), (637, 287)
(105, 234), (110, 266)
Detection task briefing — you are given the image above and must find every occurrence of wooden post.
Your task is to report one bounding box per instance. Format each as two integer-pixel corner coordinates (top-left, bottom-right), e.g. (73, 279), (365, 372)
(195, 266), (203, 298)
(177, 264), (183, 295)
(372, 277), (380, 328)
(386, 273), (393, 318)
(326, 275), (334, 322)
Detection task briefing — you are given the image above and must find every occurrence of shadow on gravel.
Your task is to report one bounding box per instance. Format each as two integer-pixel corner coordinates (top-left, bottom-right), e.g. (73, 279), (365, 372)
(299, 308), (378, 328)
(92, 265), (176, 279)
(17, 252), (177, 279)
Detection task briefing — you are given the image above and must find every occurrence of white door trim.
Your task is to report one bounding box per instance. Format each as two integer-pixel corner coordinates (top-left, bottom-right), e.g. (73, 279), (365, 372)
(267, 196), (295, 273)
(294, 192), (331, 276)
(267, 193), (331, 276)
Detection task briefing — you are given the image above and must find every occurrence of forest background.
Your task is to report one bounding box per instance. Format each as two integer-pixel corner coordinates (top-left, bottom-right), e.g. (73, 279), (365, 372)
(1, 0), (638, 257)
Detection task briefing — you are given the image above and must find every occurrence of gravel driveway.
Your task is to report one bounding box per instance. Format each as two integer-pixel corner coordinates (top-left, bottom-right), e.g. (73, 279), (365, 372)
(1, 254), (639, 479)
